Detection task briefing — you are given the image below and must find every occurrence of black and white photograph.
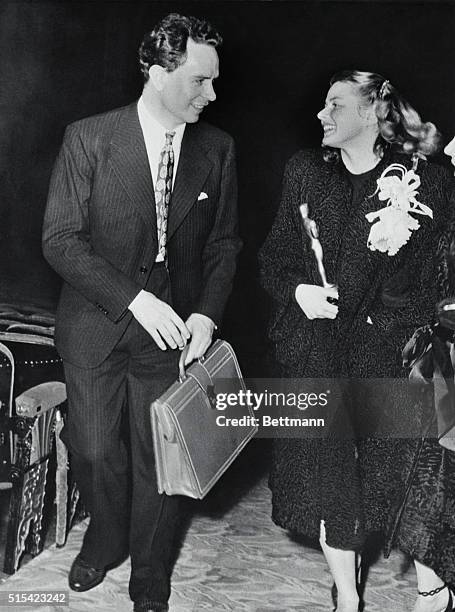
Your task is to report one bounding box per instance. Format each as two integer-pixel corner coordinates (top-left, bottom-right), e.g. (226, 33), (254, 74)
(0, 1), (455, 611)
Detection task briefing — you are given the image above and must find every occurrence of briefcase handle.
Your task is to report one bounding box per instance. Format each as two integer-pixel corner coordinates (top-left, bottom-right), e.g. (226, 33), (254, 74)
(178, 345), (218, 411)
(178, 345), (207, 382)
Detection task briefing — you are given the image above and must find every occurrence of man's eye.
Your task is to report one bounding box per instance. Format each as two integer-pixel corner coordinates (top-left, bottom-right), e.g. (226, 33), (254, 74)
(195, 79), (204, 85)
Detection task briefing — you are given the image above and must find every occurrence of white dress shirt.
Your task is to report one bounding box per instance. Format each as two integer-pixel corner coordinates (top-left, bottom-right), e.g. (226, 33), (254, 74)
(137, 96), (185, 191)
(129, 97), (215, 333)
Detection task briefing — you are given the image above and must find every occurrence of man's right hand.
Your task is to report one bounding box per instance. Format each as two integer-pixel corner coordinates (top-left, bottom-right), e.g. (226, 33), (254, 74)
(295, 283), (339, 320)
(128, 290), (190, 350)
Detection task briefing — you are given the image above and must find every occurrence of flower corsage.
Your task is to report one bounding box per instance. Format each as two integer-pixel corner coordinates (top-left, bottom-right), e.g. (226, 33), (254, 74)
(365, 163), (432, 256)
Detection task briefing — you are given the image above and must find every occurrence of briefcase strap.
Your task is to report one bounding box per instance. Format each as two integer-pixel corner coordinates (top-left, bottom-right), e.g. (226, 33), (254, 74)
(178, 346), (216, 385)
(187, 361), (212, 388)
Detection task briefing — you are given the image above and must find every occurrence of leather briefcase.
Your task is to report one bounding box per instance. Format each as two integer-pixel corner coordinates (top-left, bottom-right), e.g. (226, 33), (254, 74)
(151, 339), (257, 499)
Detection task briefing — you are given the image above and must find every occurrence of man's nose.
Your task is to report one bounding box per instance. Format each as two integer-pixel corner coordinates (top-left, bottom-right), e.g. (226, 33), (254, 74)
(204, 80), (216, 102)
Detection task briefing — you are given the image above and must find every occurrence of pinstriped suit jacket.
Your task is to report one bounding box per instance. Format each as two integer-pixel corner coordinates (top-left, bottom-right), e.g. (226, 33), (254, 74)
(42, 102), (241, 368)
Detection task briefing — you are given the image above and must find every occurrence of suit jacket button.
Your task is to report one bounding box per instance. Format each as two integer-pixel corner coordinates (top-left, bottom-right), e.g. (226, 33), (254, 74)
(139, 266), (148, 274)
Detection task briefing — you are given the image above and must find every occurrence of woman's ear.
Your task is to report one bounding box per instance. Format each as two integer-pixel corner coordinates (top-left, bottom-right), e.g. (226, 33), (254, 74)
(362, 105), (379, 128)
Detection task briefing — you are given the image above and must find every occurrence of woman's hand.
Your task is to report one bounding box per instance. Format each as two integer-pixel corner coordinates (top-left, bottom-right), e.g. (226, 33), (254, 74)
(295, 283), (339, 320)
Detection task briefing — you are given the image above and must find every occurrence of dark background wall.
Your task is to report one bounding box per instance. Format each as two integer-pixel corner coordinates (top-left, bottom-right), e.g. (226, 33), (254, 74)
(0, 0), (454, 374)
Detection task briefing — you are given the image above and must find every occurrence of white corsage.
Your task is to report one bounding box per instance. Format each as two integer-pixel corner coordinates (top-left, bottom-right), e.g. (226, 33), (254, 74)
(365, 163), (432, 256)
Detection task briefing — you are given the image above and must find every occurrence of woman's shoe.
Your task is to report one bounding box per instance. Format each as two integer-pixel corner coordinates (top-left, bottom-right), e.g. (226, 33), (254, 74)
(445, 587), (455, 612)
(417, 584), (455, 612)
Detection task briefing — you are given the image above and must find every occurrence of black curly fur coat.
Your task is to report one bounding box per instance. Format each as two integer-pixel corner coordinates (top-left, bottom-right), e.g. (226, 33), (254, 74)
(259, 148), (455, 583)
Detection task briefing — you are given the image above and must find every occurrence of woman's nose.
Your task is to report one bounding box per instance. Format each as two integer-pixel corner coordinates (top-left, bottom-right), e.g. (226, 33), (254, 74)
(444, 136), (455, 158)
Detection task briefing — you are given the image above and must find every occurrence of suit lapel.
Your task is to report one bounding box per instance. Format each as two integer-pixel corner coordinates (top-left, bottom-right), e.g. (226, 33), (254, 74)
(167, 124), (213, 240)
(108, 103), (157, 238)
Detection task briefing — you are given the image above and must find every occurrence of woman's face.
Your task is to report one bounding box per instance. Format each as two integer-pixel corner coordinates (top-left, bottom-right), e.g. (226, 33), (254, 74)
(317, 81), (376, 151)
(444, 136), (455, 167)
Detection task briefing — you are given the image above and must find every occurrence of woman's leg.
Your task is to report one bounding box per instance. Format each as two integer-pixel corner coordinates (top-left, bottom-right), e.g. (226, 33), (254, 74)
(320, 521), (359, 612)
(413, 560), (452, 612)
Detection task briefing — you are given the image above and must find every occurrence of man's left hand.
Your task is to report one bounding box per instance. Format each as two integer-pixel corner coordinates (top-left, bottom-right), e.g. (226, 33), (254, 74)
(184, 313), (216, 365)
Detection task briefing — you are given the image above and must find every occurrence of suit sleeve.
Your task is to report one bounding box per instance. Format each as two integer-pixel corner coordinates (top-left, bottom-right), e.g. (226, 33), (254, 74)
(42, 124), (141, 323)
(194, 137), (242, 325)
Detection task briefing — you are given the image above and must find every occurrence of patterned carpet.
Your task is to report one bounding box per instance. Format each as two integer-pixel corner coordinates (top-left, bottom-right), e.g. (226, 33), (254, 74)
(0, 444), (419, 612)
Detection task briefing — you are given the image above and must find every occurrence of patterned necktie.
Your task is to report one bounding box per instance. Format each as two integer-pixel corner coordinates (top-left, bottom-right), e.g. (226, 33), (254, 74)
(155, 131), (175, 261)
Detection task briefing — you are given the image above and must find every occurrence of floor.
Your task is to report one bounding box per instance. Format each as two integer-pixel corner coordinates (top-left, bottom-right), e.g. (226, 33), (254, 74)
(0, 442), (420, 612)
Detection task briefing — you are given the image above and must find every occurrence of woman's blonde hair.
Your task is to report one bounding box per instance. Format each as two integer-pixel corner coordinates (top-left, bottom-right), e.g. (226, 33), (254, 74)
(323, 70), (441, 162)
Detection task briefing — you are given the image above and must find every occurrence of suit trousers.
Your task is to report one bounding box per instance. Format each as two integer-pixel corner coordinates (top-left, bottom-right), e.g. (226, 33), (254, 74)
(61, 263), (180, 604)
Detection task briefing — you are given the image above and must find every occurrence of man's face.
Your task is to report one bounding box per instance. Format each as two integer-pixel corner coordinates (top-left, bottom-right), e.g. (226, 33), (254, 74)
(159, 39), (219, 128)
(444, 136), (455, 168)
(317, 81), (375, 150)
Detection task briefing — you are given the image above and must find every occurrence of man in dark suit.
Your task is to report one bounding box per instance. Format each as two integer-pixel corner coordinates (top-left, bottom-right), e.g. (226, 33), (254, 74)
(42, 13), (240, 612)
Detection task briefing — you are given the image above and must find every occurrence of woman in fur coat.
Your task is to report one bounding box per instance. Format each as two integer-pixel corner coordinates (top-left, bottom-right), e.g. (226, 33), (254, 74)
(259, 70), (455, 612)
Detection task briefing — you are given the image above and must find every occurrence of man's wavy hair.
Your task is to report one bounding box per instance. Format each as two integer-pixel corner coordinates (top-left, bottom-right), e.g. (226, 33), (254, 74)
(139, 13), (222, 81)
(323, 70), (441, 162)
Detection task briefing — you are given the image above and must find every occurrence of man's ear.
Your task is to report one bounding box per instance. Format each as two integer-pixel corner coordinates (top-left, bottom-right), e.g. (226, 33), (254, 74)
(148, 65), (167, 91)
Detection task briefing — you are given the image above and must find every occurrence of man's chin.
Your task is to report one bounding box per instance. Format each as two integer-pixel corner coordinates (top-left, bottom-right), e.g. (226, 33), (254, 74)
(188, 106), (206, 122)
(183, 109), (202, 124)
